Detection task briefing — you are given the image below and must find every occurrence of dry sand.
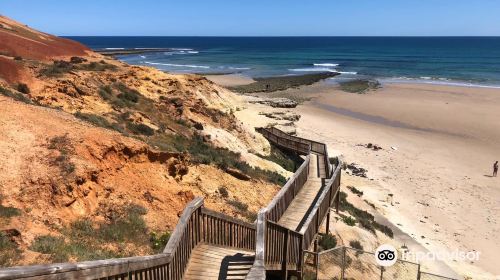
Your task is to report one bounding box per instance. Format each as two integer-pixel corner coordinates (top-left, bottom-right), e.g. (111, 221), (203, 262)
(228, 75), (500, 279)
(205, 74), (255, 87)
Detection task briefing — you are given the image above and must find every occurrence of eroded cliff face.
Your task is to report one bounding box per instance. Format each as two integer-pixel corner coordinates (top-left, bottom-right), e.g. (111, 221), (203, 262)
(0, 16), (288, 266)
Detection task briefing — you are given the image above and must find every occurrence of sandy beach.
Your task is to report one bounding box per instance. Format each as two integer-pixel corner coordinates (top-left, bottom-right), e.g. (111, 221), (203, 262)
(205, 74), (255, 87)
(229, 76), (500, 279)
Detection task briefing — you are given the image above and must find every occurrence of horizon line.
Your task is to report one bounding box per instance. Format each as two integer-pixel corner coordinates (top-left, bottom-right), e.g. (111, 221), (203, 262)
(62, 35), (500, 38)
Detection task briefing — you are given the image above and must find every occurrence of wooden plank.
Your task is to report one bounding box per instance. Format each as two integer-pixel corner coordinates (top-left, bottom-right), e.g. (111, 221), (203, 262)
(184, 245), (254, 280)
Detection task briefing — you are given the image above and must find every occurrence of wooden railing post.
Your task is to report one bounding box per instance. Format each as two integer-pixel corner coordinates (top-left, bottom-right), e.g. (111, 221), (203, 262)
(298, 236), (304, 277)
(325, 210), (331, 235)
(335, 191), (340, 214)
(282, 229), (289, 279)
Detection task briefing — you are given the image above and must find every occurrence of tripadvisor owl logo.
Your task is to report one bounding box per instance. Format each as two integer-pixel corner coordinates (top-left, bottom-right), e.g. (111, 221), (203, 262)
(375, 244), (398, 267)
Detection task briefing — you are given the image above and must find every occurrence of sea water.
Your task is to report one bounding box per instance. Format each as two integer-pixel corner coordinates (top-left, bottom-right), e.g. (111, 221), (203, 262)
(68, 36), (500, 88)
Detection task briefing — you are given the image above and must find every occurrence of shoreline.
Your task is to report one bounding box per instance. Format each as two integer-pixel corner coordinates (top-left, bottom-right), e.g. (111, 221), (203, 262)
(230, 75), (500, 279)
(203, 72), (500, 91)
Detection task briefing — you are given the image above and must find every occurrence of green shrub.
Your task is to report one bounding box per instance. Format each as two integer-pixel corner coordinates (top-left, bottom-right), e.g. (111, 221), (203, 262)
(0, 205), (21, 219)
(127, 122), (155, 136)
(0, 233), (21, 267)
(227, 199), (257, 221)
(75, 112), (110, 127)
(349, 240), (364, 251)
(69, 219), (94, 240)
(74, 112), (124, 133)
(118, 90), (140, 103)
(70, 57), (86, 64)
(41, 60), (73, 77)
(30, 234), (120, 262)
(342, 215), (356, 226)
(218, 186), (229, 198)
(189, 135), (287, 185)
(30, 235), (68, 262)
(150, 231), (171, 252)
(30, 204), (151, 263)
(79, 61), (116, 72)
(318, 233), (337, 250)
(228, 199), (248, 212)
(14, 56), (22, 61)
(98, 85), (113, 100)
(373, 223), (394, 238)
(99, 204), (148, 243)
(364, 199), (376, 209)
(340, 192), (393, 238)
(0, 86), (33, 104)
(347, 186), (363, 197)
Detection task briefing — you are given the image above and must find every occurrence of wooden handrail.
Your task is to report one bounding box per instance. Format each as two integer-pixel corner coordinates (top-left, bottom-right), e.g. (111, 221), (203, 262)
(248, 127), (342, 279)
(163, 197), (204, 255)
(200, 208), (256, 250)
(265, 155), (310, 222)
(300, 164), (342, 249)
(0, 254), (172, 280)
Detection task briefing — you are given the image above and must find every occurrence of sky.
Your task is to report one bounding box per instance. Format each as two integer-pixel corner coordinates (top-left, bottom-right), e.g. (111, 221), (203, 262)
(1, 0), (500, 36)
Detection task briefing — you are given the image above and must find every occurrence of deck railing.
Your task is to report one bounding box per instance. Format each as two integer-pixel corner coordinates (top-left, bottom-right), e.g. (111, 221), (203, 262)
(265, 155), (311, 223)
(0, 197), (256, 280)
(247, 127), (342, 279)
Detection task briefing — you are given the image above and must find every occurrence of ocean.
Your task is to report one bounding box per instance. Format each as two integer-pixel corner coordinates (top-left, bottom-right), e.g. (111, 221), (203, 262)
(67, 36), (500, 88)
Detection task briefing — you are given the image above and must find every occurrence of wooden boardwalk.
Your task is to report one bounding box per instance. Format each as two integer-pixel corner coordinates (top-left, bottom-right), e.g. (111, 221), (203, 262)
(184, 244), (254, 280)
(277, 153), (324, 232)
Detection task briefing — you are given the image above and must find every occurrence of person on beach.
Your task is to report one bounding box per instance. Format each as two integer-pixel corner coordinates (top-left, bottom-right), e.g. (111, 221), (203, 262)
(494, 161), (498, 177)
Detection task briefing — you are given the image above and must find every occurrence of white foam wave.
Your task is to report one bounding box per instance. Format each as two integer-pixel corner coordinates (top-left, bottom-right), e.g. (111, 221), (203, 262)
(135, 47), (167, 50)
(140, 55), (146, 59)
(187, 51), (199, 54)
(229, 67), (251, 70)
(145, 61), (210, 69)
(104, 48), (125, 50)
(314, 63), (339, 67)
(289, 67), (336, 72)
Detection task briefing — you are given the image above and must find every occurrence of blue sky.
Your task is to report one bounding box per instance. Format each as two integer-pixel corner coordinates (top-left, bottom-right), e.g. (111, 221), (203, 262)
(1, 0), (499, 36)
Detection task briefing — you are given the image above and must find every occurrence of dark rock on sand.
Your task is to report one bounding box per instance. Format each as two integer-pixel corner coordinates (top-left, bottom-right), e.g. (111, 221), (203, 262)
(258, 111), (301, 121)
(346, 163), (368, 178)
(229, 72), (339, 93)
(250, 97), (298, 108)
